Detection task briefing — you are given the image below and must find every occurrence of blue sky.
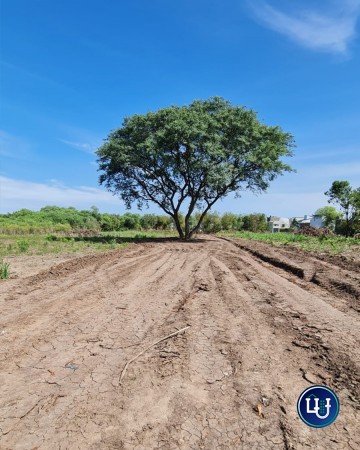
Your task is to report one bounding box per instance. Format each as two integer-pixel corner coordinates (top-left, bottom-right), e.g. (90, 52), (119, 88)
(1, 0), (359, 217)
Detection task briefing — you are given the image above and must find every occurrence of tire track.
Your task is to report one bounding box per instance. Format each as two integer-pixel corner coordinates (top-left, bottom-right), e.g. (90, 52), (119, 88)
(0, 237), (359, 449)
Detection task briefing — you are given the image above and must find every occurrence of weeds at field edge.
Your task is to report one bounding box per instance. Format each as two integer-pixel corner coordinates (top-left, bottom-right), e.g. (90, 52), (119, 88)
(0, 260), (10, 279)
(219, 231), (360, 255)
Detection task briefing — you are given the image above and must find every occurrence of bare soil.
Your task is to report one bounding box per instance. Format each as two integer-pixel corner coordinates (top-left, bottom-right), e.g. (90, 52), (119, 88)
(0, 237), (359, 449)
(3, 253), (88, 279)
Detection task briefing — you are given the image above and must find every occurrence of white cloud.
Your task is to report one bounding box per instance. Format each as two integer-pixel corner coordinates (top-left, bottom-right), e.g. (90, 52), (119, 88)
(59, 139), (95, 154)
(1, 158), (359, 217)
(299, 162), (360, 179)
(217, 158), (360, 217)
(216, 189), (328, 217)
(58, 125), (104, 155)
(250, 0), (360, 53)
(0, 176), (123, 213)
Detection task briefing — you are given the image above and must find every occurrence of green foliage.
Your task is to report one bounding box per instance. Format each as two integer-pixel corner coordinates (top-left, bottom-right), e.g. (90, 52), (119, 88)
(120, 213), (141, 230)
(325, 181), (360, 236)
(325, 181), (353, 211)
(0, 206), (101, 234)
(97, 97), (294, 239)
(155, 215), (171, 230)
(140, 214), (158, 230)
(221, 212), (238, 231)
(0, 206), (172, 234)
(39, 206), (101, 230)
(314, 206), (341, 229)
(46, 234), (58, 241)
(139, 214), (172, 231)
(133, 233), (148, 239)
(100, 213), (122, 231)
(17, 239), (29, 252)
(221, 231), (360, 255)
(242, 213), (268, 232)
(0, 233), (131, 258)
(202, 212), (222, 233)
(0, 260), (10, 279)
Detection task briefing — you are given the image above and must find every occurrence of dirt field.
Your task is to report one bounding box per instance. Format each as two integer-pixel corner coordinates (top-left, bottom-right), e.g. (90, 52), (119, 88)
(0, 236), (359, 449)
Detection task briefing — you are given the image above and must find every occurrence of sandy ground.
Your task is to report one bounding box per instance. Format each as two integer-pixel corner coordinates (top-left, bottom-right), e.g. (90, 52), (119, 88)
(3, 253), (88, 279)
(0, 237), (359, 449)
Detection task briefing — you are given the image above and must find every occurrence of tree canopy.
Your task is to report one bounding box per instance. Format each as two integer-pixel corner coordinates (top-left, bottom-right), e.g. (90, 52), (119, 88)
(97, 97), (294, 239)
(325, 181), (360, 236)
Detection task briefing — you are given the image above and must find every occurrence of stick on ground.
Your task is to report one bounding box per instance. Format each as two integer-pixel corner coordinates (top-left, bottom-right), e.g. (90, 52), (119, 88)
(119, 326), (191, 385)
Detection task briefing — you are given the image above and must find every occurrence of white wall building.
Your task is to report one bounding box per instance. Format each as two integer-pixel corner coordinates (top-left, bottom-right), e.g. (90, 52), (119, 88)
(292, 215), (312, 228)
(310, 215), (325, 229)
(268, 217), (290, 233)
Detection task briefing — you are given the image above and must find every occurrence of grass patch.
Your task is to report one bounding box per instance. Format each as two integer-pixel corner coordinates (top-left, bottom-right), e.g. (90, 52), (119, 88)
(17, 239), (30, 253)
(0, 230), (176, 258)
(0, 259), (10, 279)
(219, 231), (360, 254)
(0, 234), (125, 257)
(101, 230), (177, 239)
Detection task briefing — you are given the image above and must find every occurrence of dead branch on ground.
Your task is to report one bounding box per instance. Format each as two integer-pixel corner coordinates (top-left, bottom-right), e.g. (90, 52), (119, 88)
(119, 326), (190, 385)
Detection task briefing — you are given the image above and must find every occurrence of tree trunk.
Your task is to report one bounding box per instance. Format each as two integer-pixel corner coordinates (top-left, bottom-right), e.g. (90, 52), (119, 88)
(175, 196), (220, 240)
(184, 215), (191, 240)
(173, 213), (184, 239)
(186, 205), (212, 239)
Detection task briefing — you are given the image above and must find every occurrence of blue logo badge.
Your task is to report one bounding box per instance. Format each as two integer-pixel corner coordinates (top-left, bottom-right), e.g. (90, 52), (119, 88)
(297, 385), (340, 428)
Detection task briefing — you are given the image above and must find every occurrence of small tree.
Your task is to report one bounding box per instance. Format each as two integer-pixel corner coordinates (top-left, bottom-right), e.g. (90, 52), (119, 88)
(242, 213), (267, 232)
(97, 97), (294, 240)
(235, 215), (244, 231)
(140, 214), (158, 230)
(121, 213), (141, 230)
(325, 181), (360, 236)
(101, 213), (117, 231)
(221, 212), (238, 231)
(155, 215), (171, 230)
(202, 212), (222, 233)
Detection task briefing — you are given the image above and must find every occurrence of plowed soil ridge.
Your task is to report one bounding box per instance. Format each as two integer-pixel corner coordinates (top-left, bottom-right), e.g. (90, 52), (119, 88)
(224, 238), (360, 312)
(0, 237), (359, 449)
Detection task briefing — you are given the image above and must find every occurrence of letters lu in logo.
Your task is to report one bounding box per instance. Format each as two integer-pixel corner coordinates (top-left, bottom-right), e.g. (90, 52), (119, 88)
(297, 385), (340, 428)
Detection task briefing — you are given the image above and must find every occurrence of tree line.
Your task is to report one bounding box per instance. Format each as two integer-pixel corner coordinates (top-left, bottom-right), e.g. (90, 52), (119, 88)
(0, 206), (268, 234)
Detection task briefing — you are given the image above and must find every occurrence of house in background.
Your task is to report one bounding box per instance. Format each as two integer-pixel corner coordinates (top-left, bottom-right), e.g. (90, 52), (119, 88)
(291, 215), (312, 229)
(268, 214), (329, 233)
(268, 216), (290, 233)
(310, 214), (325, 229)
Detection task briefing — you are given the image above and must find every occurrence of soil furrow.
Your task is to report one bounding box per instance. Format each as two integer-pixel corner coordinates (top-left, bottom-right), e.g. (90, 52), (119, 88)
(0, 236), (359, 449)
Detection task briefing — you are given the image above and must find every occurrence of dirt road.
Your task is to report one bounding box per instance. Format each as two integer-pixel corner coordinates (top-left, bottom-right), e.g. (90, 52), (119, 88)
(1, 237), (359, 449)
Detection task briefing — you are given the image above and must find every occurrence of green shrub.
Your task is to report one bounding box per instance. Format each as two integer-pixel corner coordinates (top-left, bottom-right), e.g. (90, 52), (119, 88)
(134, 233), (147, 239)
(17, 240), (30, 252)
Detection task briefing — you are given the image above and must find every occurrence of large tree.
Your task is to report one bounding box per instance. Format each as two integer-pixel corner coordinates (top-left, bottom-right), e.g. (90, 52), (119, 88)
(97, 97), (294, 239)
